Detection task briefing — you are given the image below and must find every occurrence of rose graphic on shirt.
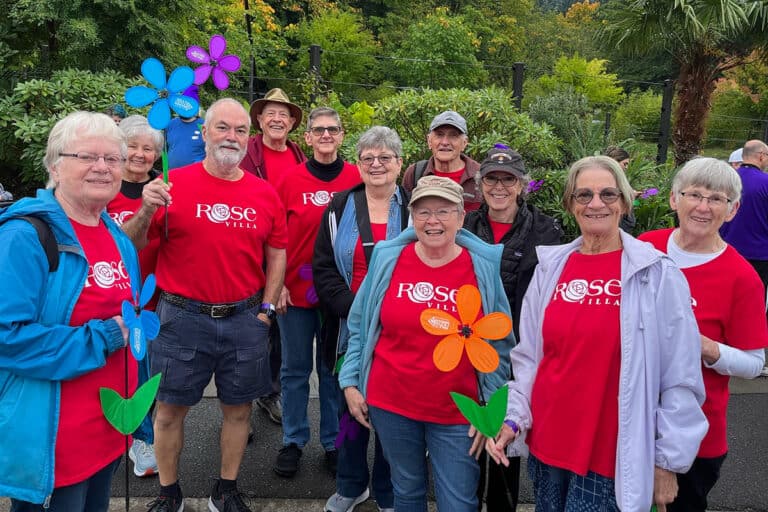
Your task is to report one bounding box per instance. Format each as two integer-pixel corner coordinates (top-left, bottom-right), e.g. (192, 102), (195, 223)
(298, 264), (318, 305)
(562, 279), (588, 302)
(408, 282), (435, 303)
(207, 203), (231, 223)
(92, 262), (117, 288)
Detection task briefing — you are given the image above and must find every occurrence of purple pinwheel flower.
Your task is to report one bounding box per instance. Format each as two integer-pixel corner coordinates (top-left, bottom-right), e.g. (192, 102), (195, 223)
(334, 411), (362, 449)
(527, 179), (545, 194)
(125, 58), (199, 130)
(641, 188), (659, 199)
(186, 34), (241, 90)
(298, 263), (319, 305)
(494, 143), (511, 150)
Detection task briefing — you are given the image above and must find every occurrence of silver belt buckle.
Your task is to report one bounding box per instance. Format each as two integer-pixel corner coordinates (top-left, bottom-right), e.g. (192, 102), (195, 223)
(210, 304), (230, 318)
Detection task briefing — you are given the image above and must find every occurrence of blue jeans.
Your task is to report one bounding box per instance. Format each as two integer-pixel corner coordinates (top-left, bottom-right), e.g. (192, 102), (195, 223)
(336, 393), (393, 507)
(369, 405), (479, 512)
(10, 457), (120, 512)
(527, 454), (619, 511)
(278, 306), (338, 450)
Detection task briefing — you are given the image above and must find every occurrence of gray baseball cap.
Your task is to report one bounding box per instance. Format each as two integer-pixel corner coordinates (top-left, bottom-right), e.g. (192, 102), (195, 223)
(429, 110), (467, 134)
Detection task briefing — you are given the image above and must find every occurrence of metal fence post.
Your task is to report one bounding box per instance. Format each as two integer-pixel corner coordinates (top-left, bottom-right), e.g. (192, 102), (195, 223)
(657, 79), (674, 165)
(513, 62), (525, 112)
(604, 111), (611, 145)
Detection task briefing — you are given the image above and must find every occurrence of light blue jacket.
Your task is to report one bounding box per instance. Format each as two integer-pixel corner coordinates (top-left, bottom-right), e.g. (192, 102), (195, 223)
(0, 189), (139, 504)
(506, 231), (707, 512)
(338, 227), (516, 402)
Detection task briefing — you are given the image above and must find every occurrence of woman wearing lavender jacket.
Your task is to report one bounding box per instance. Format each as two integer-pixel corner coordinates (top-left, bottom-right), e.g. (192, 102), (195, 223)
(487, 156), (707, 512)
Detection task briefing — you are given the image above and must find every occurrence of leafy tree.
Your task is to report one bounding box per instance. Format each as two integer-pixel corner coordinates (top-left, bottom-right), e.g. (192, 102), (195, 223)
(599, 0), (768, 165)
(0, 69), (136, 193)
(373, 87), (563, 170)
(705, 80), (763, 147)
(387, 8), (488, 89)
(612, 89), (663, 142)
(537, 55), (625, 107)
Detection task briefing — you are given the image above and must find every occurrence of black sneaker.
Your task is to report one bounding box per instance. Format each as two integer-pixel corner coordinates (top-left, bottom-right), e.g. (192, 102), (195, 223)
(324, 448), (338, 474)
(146, 495), (184, 512)
(209, 485), (252, 512)
(273, 443), (302, 477)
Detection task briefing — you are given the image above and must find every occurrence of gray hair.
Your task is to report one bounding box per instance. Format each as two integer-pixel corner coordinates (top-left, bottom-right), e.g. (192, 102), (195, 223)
(356, 126), (402, 158)
(120, 115), (164, 154)
(672, 157), (742, 205)
(204, 98), (251, 130)
(44, 111), (126, 173)
(562, 156), (634, 213)
(306, 107), (341, 130)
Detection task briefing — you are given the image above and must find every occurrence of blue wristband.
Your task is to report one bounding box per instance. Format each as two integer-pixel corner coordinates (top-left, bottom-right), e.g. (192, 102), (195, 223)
(504, 419), (519, 434)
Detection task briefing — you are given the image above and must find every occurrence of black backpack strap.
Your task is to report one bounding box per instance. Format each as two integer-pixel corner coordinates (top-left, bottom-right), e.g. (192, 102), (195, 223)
(18, 215), (59, 272)
(352, 190), (376, 265)
(414, 159), (429, 184)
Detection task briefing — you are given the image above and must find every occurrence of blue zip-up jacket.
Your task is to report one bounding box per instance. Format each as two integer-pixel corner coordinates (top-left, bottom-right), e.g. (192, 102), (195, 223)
(338, 227), (515, 402)
(0, 189), (139, 503)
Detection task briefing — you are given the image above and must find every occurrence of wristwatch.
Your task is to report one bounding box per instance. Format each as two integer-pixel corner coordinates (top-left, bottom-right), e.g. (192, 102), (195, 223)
(259, 302), (277, 320)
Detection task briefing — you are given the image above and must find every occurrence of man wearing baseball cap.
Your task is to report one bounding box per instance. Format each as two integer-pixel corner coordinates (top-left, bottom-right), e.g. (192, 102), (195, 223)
(401, 110), (483, 211)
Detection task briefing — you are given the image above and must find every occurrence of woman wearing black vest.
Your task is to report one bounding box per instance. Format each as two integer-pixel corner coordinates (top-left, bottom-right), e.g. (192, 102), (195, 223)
(463, 146), (562, 512)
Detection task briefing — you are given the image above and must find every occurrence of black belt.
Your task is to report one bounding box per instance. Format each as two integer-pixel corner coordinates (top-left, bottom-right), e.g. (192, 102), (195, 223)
(159, 290), (264, 319)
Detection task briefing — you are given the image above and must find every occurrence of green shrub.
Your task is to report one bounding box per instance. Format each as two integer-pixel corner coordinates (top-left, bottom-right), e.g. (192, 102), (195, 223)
(373, 87), (563, 170)
(612, 89), (663, 142)
(705, 83), (762, 147)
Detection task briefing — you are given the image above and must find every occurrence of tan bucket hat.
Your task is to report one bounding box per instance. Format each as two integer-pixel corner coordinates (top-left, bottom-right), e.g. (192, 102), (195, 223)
(249, 88), (303, 132)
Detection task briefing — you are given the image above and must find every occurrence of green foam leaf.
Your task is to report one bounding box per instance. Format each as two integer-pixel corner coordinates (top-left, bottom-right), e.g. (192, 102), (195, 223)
(334, 354), (346, 375)
(449, 384), (508, 438)
(100, 373), (161, 435)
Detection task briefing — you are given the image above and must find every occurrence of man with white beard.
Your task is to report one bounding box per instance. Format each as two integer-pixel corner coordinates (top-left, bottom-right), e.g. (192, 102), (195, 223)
(122, 98), (287, 512)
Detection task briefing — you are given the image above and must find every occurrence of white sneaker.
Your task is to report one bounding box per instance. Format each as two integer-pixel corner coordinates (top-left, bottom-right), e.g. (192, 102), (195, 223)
(324, 488), (370, 512)
(761, 366), (768, 377)
(129, 439), (158, 477)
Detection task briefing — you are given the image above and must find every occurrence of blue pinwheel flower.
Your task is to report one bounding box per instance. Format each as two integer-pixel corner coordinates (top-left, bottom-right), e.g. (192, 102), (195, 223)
(125, 58), (199, 130)
(121, 274), (161, 361)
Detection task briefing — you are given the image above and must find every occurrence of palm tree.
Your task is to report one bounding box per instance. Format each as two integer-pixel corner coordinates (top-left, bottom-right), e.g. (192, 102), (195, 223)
(599, 0), (768, 165)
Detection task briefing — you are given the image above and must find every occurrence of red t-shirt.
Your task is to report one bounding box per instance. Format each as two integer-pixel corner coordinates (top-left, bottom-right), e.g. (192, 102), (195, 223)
(108, 188), (160, 309)
(640, 228), (768, 457)
(273, 162), (361, 308)
(488, 218), (512, 244)
(351, 223), (387, 293)
(528, 250), (622, 478)
(366, 244), (478, 424)
(148, 163), (287, 303)
(56, 220), (136, 487)
(432, 168), (465, 185)
(263, 144), (303, 185)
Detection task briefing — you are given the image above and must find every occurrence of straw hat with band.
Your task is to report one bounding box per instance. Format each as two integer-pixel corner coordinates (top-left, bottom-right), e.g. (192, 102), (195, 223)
(408, 175), (465, 208)
(249, 88), (303, 132)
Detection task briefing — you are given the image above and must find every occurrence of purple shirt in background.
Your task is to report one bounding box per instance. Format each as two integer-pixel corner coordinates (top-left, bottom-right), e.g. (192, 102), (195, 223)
(721, 164), (768, 260)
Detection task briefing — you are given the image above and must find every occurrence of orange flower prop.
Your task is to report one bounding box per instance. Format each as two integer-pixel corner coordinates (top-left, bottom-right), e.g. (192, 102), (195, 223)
(420, 284), (512, 373)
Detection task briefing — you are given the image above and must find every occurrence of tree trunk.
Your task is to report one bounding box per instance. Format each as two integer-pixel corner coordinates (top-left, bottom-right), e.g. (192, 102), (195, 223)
(672, 54), (719, 166)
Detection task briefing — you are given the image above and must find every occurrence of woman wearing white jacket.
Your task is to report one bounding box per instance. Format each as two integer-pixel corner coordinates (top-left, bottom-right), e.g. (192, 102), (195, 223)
(487, 156), (707, 512)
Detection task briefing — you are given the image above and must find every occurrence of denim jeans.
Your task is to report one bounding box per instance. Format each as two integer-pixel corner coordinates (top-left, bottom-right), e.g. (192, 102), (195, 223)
(369, 405), (479, 512)
(336, 392), (393, 507)
(278, 306), (339, 450)
(527, 454), (619, 511)
(10, 457), (120, 512)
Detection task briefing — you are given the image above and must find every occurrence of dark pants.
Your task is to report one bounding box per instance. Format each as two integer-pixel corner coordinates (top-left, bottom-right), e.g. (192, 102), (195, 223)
(477, 452), (520, 511)
(10, 457), (120, 512)
(746, 259), (768, 322)
(266, 321), (282, 396)
(668, 454), (727, 512)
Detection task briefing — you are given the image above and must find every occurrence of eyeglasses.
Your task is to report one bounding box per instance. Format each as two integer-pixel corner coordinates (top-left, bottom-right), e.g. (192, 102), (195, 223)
(359, 154), (397, 167)
(413, 207), (460, 221)
(308, 125), (342, 136)
(481, 175), (519, 187)
(59, 152), (125, 167)
(571, 187), (622, 205)
(679, 191), (731, 207)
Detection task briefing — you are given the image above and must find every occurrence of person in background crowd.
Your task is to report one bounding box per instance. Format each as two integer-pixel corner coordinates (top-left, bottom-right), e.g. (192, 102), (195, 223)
(401, 110), (483, 211)
(166, 86), (206, 170)
(106, 114), (163, 478)
(0, 111), (136, 511)
(463, 146), (562, 511)
(720, 140), (768, 296)
(339, 176), (514, 511)
(271, 107), (361, 478)
(315, 126), (408, 512)
(639, 157), (768, 512)
(105, 104), (127, 125)
(728, 147), (743, 170)
(604, 145), (630, 170)
(488, 156), (707, 512)
(241, 88), (307, 425)
(122, 98), (287, 512)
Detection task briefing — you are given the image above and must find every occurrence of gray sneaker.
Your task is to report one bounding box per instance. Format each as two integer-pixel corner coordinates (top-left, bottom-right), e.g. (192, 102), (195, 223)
(324, 489), (370, 512)
(255, 394), (282, 424)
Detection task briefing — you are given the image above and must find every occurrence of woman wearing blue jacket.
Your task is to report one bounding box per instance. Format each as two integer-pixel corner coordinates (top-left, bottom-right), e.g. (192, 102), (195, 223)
(0, 112), (138, 511)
